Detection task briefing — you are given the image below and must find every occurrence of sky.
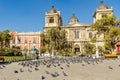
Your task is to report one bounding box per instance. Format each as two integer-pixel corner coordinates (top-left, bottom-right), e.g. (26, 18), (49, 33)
(0, 0), (119, 32)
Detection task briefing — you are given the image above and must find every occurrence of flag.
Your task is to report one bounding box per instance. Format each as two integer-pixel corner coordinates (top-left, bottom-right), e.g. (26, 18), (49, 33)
(17, 36), (21, 43)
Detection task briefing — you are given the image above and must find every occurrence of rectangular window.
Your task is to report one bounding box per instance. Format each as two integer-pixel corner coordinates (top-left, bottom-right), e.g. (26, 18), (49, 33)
(74, 30), (79, 39)
(24, 38), (28, 44)
(77, 31), (79, 39)
(33, 38), (36, 44)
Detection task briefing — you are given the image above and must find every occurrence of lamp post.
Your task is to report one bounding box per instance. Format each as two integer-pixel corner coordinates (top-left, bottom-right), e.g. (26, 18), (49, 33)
(95, 42), (99, 58)
(29, 40), (31, 55)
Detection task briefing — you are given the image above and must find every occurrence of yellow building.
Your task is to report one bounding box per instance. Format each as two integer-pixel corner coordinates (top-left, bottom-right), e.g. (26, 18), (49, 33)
(44, 1), (113, 54)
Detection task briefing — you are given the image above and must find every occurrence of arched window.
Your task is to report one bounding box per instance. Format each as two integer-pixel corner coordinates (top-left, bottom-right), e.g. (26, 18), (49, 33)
(89, 32), (92, 38)
(49, 17), (54, 23)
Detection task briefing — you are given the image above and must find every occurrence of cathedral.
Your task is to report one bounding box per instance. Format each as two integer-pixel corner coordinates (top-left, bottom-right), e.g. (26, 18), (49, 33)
(44, 1), (113, 54)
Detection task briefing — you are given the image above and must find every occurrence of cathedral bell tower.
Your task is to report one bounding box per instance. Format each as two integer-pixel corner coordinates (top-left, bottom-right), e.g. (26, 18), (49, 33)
(93, 1), (113, 23)
(44, 6), (62, 32)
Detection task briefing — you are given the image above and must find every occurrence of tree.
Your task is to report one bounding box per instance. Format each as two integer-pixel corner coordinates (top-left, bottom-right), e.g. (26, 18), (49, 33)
(0, 30), (11, 48)
(98, 46), (104, 54)
(84, 43), (95, 56)
(40, 28), (72, 55)
(91, 14), (120, 53)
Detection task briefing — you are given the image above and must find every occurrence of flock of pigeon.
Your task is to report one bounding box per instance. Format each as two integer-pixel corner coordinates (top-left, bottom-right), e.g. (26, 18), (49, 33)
(0, 56), (119, 80)
(14, 56), (104, 80)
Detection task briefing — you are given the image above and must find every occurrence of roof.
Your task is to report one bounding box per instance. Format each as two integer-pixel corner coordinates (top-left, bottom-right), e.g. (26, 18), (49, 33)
(65, 13), (89, 27)
(68, 13), (79, 25)
(48, 6), (57, 13)
(97, 1), (108, 10)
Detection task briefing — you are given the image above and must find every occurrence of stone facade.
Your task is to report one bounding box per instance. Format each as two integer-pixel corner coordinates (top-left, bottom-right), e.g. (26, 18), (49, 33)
(93, 1), (113, 23)
(44, 1), (113, 54)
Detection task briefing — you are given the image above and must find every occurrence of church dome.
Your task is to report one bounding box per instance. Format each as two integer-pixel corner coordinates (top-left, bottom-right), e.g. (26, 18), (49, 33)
(48, 6), (57, 13)
(97, 1), (108, 10)
(68, 13), (79, 25)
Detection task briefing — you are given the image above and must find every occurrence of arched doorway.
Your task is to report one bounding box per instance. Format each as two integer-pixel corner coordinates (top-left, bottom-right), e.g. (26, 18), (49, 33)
(74, 44), (80, 53)
(116, 42), (120, 54)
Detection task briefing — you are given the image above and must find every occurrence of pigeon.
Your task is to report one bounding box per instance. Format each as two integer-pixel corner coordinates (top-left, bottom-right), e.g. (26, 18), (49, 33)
(60, 67), (63, 69)
(20, 68), (24, 72)
(58, 63), (61, 66)
(54, 72), (59, 76)
(66, 64), (70, 67)
(118, 64), (120, 67)
(28, 69), (32, 72)
(35, 67), (39, 71)
(41, 75), (45, 80)
(62, 71), (68, 76)
(46, 64), (51, 68)
(82, 64), (85, 66)
(14, 70), (18, 73)
(51, 73), (57, 77)
(2, 65), (6, 67)
(45, 71), (50, 74)
(108, 66), (113, 70)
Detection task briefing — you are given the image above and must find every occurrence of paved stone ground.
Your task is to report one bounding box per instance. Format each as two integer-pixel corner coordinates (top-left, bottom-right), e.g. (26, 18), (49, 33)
(0, 57), (120, 80)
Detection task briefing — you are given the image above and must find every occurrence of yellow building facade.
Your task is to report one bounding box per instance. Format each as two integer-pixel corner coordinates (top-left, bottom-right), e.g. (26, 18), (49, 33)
(44, 1), (113, 54)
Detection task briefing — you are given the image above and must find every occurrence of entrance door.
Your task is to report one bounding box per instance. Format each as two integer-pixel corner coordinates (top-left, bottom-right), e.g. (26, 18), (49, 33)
(74, 44), (80, 53)
(75, 48), (80, 52)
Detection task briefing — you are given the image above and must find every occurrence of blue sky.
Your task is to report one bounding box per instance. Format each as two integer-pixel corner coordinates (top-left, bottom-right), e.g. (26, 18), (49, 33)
(0, 0), (119, 32)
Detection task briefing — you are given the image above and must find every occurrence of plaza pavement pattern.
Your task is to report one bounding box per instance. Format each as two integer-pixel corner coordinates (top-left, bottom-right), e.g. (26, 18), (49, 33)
(0, 56), (120, 80)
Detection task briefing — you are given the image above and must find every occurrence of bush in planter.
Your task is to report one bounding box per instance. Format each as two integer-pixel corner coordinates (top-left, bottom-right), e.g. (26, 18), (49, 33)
(5, 52), (14, 56)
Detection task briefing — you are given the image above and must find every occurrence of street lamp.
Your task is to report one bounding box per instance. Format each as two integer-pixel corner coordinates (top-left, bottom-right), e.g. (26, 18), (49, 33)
(28, 40), (31, 55)
(95, 42), (99, 58)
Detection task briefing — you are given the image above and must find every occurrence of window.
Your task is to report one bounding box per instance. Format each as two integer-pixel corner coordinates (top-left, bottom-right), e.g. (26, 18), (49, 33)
(74, 30), (79, 39)
(24, 45), (28, 51)
(24, 38), (28, 44)
(89, 32), (92, 38)
(33, 38), (36, 44)
(49, 17), (54, 23)
(77, 31), (79, 39)
(24, 46), (27, 49)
